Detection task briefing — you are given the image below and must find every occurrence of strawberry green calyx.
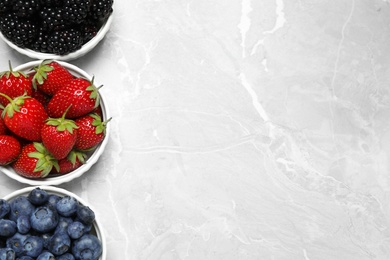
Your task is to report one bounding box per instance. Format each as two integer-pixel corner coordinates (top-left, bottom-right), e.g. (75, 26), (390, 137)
(0, 61), (28, 79)
(28, 142), (60, 177)
(46, 106), (78, 133)
(87, 77), (101, 109)
(91, 113), (111, 135)
(32, 59), (54, 90)
(0, 92), (29, 118)
(67, 150), (87, 167)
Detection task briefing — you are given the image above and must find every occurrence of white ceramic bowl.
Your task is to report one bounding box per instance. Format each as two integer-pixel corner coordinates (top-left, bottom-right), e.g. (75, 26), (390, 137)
(0, 12), (113, 61)
(2, 186), (107, 259)
(0, 60), (110, 186)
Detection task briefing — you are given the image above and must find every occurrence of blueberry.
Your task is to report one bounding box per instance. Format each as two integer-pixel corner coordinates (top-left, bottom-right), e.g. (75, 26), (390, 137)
(55, 217), (74, 235)
(56, 196), (78, 217)
(27, 188), (49, 206)
(6, 233), (28, 257)
(0, 247), (15, 260)
(48, 232), (71, 256)
(9, 197), (35, 222)
(39, 233), (52, 249)
(46, 195), (61, 208)
(23, 236), (44, 257)
(72, 234), (102, 260)
(76, 205), (95, 225)
(36, 251), (55, 260)
(30, 205), (59, 233)
(0, 199), (10, 219)
(18, 256), (34, 260)
(67, 221), (85, 240)
(0, 219), (17, 237)
(57, 253), (75, 260)
(16, 215), (30, 234)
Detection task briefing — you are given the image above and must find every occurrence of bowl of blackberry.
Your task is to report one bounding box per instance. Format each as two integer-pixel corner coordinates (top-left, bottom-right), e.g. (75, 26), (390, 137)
(0, 0), (114, 61)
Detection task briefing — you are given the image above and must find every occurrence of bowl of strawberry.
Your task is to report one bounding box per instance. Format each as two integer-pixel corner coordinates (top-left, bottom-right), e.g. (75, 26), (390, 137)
(0, 60), (111, 186)
(0, 0), (114, 61)
(1, 186), (106, 259)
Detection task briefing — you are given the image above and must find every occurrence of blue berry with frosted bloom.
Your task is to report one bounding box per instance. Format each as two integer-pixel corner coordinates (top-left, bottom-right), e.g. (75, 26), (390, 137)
(30, 205), (59, 233)
(67, 221), (85, 239)
(56, 196), (78, 217)
(76, 205), (95, 225)
(48, 232), (71, 256)
(36, 250), (56, 260)
(0, 247), (15, 259)
(72, 234), (102, 260)
(0, 219), (17, 237)
(28, 188), (49, 206)
(24, 235), (44, 257)
(0, 199), (10, 219)
(16, 214), (31, 234)
(6, 232), (28, 257)
(9, 196), (35, 222)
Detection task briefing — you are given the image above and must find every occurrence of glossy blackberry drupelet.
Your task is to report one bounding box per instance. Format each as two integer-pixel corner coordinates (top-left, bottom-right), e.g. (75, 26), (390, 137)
(0, 0), (113, 55)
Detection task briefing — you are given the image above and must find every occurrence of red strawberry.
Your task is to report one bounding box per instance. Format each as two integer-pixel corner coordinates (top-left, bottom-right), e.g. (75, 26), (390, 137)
(41, 108), (78, 160)
(12, 142), (59, 178)
(0, 61), (33, 106)
(32, 60), (74, 96)
(74, 113), (110, 150)
(47, 77), (101, 119)
(0, 108), (7, 135)
(0, 135), (21, 165)
(51, 150), (87, 175)
(1, 93), (48, 141)
(31, 89), (50, 107)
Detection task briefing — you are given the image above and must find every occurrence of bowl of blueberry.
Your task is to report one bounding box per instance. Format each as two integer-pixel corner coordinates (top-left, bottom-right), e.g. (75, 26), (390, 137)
(0, 186), (106, 259)
(0, 0), (114, 61)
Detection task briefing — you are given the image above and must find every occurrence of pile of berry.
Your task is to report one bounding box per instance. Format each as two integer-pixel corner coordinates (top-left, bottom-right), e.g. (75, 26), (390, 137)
(0, 187), (102, 259)
(0, 0), (114, 55)
(0, 60), (110, 179)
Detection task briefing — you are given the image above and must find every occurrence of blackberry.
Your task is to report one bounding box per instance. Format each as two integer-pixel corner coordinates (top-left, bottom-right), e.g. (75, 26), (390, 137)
(39, 7), (68, 31)
(0, 0), (13, 14)
(0, 13), (37, 47)
(31, 27), (50, 53)
(47, 28), (83, 55)
(89, 0), (113, 21)
(81, 19), (99, 43)
(63, 0), (91, 24)
(39, 0), (63, 7)
(13, 0), (41, 18)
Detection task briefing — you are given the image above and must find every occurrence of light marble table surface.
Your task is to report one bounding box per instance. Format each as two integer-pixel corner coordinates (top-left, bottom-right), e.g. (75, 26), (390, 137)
(1, 0), (390, 259)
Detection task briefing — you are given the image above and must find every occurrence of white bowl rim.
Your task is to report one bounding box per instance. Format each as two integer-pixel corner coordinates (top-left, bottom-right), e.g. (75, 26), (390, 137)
(0, 12), (113, 61)
(2, 185), (107, 260)
(0, 60), (111, 186)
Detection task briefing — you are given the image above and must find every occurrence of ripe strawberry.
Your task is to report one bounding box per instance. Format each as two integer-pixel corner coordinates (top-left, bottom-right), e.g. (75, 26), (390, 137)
(47, 77), (101, 119)
(12, 142), (59, 178)
(51, 150), (87, 175)
(0, 135), (21, 165)
(31, 89), (50, 108)
(1, 93), (48, 141)
(41, 108), (78, 160)
(0, 108), (7, 135)
(75, 113), (110, 150)
(32, 60), (74, 96)
(0, 61), (33, 106)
